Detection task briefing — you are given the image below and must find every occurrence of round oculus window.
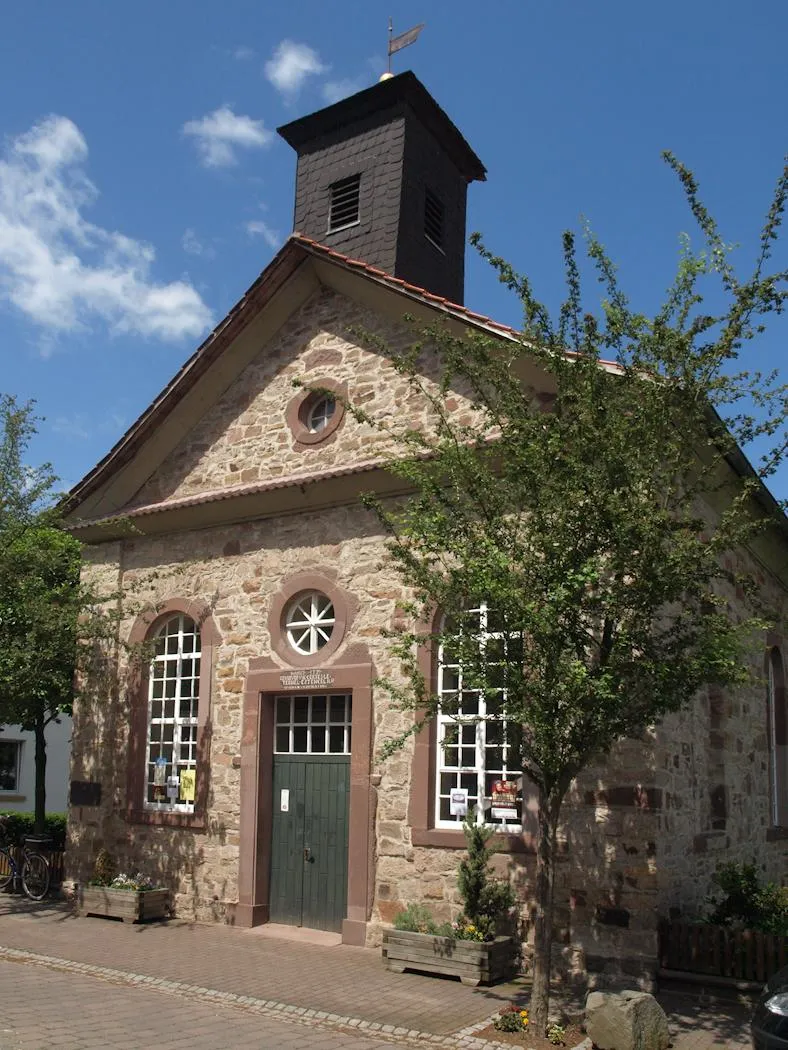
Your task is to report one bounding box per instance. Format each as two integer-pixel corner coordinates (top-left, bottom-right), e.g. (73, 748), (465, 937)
(285, 591), (336, 655)
(306, 395), (336, 434)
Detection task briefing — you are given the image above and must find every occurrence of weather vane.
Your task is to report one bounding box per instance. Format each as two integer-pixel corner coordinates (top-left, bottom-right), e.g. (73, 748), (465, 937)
(384, 18), (424, 78)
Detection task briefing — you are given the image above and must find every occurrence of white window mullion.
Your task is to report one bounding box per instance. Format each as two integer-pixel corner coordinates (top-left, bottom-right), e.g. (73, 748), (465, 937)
(475, 712), (486, 826)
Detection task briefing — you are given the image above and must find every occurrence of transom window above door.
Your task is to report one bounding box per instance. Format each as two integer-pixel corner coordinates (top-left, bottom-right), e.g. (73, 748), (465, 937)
(285, 591), (336, 655)
(275, 694), (352, 754)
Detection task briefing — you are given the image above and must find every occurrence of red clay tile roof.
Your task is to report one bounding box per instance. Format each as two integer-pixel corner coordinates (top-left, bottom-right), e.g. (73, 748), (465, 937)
(70, 457), (394, 530)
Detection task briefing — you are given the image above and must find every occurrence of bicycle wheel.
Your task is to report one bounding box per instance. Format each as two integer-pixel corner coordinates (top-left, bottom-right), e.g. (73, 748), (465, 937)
(21, 852), (50, 901)
(0, 848), (14, 892)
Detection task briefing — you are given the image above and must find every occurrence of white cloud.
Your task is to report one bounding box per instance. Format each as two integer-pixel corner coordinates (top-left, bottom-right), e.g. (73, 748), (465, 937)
(51, 414), (90, 440)
(265, 40), (326, 97)
(50, 409), (127, 441)
(0, 115), (213, 341)
(246, 219), (281, 250)
(182, 106), (273, 168)
(322, 78), (364, 105)
(182, 227), (215, 259)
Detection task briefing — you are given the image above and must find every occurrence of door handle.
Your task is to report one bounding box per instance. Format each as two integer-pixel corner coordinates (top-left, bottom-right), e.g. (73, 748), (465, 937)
(303, 847), (312, 863)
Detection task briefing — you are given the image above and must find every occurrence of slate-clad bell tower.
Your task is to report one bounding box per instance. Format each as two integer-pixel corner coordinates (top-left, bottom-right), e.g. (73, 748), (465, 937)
(277, 71), (486, 305)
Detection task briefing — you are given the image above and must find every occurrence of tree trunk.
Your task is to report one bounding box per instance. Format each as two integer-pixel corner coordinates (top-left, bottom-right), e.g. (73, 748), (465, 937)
(33, 715), (47, 836)
(529, 785), (563, 1034)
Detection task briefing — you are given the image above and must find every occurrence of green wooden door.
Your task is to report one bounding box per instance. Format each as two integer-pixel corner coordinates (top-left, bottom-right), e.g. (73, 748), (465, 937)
(270, 755), (350, 932)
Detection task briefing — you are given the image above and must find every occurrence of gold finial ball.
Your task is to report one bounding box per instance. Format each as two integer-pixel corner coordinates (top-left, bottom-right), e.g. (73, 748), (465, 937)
(379, 72), (394, 82)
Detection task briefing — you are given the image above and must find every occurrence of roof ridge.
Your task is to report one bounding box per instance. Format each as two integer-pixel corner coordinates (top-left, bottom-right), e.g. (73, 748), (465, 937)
(290, 232), (524, 339)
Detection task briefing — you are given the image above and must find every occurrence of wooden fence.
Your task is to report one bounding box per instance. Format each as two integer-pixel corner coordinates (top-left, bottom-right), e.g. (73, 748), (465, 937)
(659, 918), (788, 984)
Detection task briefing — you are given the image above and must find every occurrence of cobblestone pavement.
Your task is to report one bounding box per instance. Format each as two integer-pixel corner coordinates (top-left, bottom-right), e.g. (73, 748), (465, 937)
(0, 898), (514, 1035)
(0, 957), (406, 1050)
(0, 898), (755, 1049)
(656, 989), (752, 1050)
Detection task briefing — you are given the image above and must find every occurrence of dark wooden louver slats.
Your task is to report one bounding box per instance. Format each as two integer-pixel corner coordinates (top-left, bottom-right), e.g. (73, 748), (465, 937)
(425, 189), (444, 247)
(329, 175), (361, 231)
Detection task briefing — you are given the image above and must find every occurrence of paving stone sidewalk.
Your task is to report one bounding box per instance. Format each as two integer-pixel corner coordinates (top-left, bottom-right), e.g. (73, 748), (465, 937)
(0, 898), (513, 1035)
(0, 898), (754, 1048)
(0, 956), (406, 1050)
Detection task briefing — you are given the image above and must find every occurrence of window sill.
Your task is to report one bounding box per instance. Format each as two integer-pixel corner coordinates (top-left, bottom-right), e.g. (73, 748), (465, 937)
(766, 826), (788, 842)
(411, 827), (535, 853)
(126, 809), (205, 830)
(0, 793), (25, 802)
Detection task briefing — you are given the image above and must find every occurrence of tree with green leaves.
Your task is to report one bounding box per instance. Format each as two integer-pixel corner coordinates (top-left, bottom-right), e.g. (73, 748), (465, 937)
(0, 396), (82, 835)
(342, 153), (786, 1031)
(0, 396), (162, 838)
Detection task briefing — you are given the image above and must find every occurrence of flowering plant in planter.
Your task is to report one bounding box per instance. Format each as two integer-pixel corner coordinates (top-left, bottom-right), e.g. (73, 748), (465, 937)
(80, 849), (169, 922)
(383, 817), (518, 985)
(87, 849), (160, 891)
(106, 872), (157, 891)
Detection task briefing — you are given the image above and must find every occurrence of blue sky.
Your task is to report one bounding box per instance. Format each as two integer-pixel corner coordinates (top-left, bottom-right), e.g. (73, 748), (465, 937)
(0, 1), (785, 498)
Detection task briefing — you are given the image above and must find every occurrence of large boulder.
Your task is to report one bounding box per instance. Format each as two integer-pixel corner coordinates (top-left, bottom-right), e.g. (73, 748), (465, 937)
(585, 990), (670, 1050)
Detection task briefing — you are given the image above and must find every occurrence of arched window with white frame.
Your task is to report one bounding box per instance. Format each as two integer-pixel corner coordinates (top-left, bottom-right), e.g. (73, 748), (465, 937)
(435, 602), (523, 830)
(145, 613), (201, 813)
(767, 646), (787, 827)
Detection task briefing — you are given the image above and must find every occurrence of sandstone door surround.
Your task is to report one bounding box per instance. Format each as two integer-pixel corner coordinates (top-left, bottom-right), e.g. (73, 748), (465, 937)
(234, 647), (375, 945)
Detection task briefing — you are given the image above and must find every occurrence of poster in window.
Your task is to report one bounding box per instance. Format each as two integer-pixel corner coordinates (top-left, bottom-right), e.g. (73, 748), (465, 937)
(491, 779), (518, 821)
(449, 787), (468, 817)
(153, 756), (167, 801)
(179, 768), (196, 802)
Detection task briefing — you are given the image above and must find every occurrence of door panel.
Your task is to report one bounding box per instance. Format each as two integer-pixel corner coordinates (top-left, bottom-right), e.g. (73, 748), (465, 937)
(302, 758), (350, 931)
(269, 754), (350, 932)
(269, 757), (306, 926)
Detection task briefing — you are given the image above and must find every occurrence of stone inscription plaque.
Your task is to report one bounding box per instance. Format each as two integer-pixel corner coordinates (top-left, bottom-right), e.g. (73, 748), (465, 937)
(279, 669), (335, 688)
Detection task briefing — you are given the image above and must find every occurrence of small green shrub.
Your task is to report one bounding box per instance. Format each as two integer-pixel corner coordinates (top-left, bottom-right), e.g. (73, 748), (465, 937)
(0, 812), (67, 848)
(393, 903), (440, 934)
(706, 862), (788, 935)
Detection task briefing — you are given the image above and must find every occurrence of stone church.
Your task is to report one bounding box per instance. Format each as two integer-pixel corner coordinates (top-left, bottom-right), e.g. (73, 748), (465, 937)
(64, 71), (788, 985)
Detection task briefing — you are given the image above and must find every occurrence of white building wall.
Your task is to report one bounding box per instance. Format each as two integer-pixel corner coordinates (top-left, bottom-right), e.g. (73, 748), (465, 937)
(0, 717), (72, 813)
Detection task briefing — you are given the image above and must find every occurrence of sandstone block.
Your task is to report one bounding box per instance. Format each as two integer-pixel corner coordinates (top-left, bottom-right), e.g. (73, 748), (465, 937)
(585, 990), (670, 1050)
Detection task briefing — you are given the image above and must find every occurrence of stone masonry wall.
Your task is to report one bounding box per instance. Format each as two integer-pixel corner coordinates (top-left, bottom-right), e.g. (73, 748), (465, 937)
(68, 513), (786, 978)
(68, 511), (664, 979)
(132, 287), (492, 509)
(654, 545), (788, 923)
(67, 283), (788, 986)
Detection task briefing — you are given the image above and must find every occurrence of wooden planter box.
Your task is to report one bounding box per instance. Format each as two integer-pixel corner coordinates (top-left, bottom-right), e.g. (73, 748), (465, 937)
(382, 929), (516, 986)
(79, 886), (169, 923)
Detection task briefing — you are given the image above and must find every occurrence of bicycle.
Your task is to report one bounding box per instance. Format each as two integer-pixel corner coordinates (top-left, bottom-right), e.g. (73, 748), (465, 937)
(0, 817), (51, 901)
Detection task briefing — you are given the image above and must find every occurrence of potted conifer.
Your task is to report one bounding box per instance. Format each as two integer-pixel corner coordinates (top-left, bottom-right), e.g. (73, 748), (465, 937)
(382, 819), (518, 986)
